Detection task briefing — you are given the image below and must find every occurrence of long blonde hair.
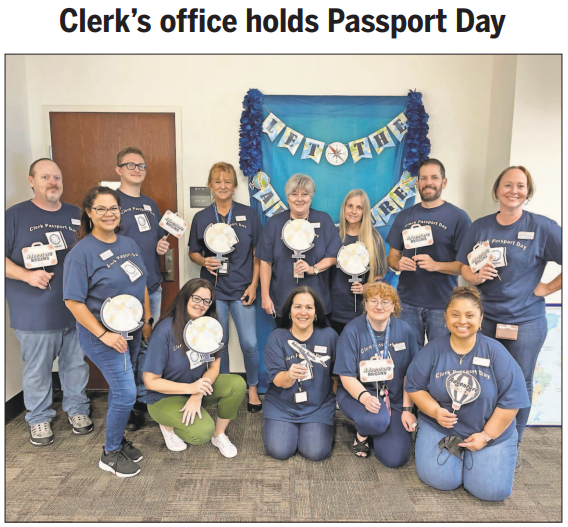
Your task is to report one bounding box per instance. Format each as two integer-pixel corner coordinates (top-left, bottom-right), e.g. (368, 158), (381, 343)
(338, 189), (388, 282)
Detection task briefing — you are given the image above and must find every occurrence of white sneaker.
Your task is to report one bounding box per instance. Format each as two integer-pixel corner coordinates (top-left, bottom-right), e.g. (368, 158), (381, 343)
(159, 424), (187, 452)
(211, 433), (238, 458)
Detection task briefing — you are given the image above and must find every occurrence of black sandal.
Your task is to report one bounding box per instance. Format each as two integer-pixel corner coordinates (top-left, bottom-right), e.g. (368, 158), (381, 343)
(353, 435), (370, 458)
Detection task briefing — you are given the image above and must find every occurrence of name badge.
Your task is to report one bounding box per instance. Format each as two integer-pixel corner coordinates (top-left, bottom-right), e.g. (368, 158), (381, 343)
(22, 242), (58, 269)
(236, 215), (247, 221)
(314, 345), (327, 354)
(392, 342), (406, 351)
(159, 210), (188, 238)
(295, 391), (308, 404)
(402, 224), (434, 249)
(134, 213), (151, 233)
(473, 357), (490, 367)
(120, 260), (143, 282)
(310, 222), (321, 229)
(143, 204), (152, 212)
(360, 357), (394, 382)
(100, 249), (114, 261)
(71, 218), (81, 225)
(45, 231), (68, 251)
(518, 231), (535, 240)
(467, 241), (493, 273)
(491, 247), (507, 268)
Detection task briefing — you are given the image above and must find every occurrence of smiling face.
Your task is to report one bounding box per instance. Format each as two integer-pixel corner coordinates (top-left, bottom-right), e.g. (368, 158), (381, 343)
(445, 297), (482, 340)
(209, 170), (235, 203)
(186, 287), (212, 320)
(495, 168), (528, 211)
(344, 195), (364, 225)
(417, 163), (446, 203)
(290, 293), (316, 332)
(115, 153), (147, 186)
(29, 160), (63, 203)
(365, 294), (395, 327)
(287, 186), (312, 218)
(87, 194), (121, 235)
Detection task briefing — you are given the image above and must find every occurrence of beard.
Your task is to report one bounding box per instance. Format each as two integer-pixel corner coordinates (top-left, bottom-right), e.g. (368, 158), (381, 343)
(418, 185), (443, 202)
(45, 188), (63, 202)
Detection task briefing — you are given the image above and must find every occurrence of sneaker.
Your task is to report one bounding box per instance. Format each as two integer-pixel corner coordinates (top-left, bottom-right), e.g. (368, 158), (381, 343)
(120, 437), (143, 462)
(99, 447), (141, 478)
(211, 433), (238, 458)
(29, 422), (54, 446)
(68, 414), (94, 435)
(159, 424), (187, 452)
(125, 409), (145, 431)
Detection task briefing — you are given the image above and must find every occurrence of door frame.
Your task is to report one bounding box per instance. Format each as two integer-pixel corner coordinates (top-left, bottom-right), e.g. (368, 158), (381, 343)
(43, 105), (188, 287)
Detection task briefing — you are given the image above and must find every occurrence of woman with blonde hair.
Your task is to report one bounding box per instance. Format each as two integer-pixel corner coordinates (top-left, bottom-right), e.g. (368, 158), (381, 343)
(330, 189), (389, 335)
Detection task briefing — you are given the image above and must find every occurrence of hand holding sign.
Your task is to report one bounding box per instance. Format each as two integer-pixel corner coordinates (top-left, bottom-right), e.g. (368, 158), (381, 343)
(468, 241), (501, 281)
(159, 210), (188, 239)
(337, 242), (370, 311)
(184, 316), (224, 370)
(282, 219), (315, 280)
(26, 270), (54, 290)
(22, 242), (58, 290)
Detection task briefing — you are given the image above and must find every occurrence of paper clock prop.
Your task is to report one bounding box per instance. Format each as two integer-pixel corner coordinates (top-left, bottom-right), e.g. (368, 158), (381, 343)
(467, 241), (493, 273)
(402, 224), (434, 250)
(100, 295), (144, 340)
(183, 316), (224, 369)
(159, 210), (188, 238)
(282, 219), (315, 279)
(22, 242), (58, 269)
(337, 242), (370, 283)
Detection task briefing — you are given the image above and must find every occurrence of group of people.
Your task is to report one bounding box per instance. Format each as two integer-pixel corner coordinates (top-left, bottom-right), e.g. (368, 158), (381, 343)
(6, 151), (561, 501)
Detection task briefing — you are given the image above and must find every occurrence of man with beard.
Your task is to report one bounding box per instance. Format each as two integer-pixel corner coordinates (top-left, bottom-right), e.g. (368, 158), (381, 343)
(386, 159), (471, 349)
(6, 158), (92, 445)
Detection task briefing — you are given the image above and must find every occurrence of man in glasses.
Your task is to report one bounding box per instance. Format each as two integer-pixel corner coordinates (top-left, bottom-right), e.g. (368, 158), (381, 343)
(6, 158), (92, 446)
(115, 146), (169, 431)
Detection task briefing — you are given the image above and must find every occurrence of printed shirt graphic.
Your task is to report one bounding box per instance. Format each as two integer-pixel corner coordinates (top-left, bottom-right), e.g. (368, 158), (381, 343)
(264, 327), (338, 424)
(255, 208), (342, 316)
(386, 202), (471, 310)
(5, 200), (80, 331)
(456, 211), (562, 323)
(405, 333), (530, 446)
(333, 315), (418, 408)
(63, 234), (148, 320)
(117, 190), (165, 294)
(188, 202), (263, 301)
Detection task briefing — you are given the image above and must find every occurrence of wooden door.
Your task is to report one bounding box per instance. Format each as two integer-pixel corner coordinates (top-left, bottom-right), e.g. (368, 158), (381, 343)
(50, 112), (179, 389)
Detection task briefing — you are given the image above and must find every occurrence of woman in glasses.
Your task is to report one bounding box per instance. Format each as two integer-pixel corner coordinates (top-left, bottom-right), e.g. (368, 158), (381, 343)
(63, 186), (152, 478)
(333, 282), (418, 465)
(143, 278), (246, 457)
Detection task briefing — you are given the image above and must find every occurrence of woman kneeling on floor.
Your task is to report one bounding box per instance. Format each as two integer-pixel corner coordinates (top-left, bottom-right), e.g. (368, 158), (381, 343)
(405, 287), (529, 501)
(143, 278), (246, 457)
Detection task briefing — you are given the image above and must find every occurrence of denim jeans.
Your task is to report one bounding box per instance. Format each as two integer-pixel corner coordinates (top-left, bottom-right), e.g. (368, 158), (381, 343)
(77, 323), (139, 452)
(15, 328), (90, 426)
(263, 418), (333, 461)
(415, 417), (518, 501)
(481, 316), (547, 443)
(217, 299), (259, 387)
(400, 302), (449, 350)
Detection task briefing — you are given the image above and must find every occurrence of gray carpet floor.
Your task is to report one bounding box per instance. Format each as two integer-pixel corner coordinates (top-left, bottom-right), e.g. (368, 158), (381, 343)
(6, 391), (561, 522)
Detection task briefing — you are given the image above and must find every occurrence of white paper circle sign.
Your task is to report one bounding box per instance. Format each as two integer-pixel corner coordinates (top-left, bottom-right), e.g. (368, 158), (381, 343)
(100, 295), (144, 340)
(184, 316), (224, 369)
(445, 371), (481, 412)
(337, 242), (370, 277)
(282, 219), (315, 255)
(204, 223), (239, 256)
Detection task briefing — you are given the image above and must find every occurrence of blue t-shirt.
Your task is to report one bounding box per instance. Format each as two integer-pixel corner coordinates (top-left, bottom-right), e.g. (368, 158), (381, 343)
(117, 190), (165, 294)
(255, 209), (342, 316)
(333, 315), (418, 409)
(6, 200), (81, 331)
(405, 333), (530, 446)
(188, 202), (263, 301)
(264, 327), (338, 424)
(63, 234), (148, 321)
(456, 211), (562, 323)
(386, 202), (471, 310)
(143, 317), (222, 405)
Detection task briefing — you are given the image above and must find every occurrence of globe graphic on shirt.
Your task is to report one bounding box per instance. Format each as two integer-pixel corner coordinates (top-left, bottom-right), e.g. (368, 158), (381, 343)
(205, 223), (239, 254)
(101, 295), (143, 332)
(184, 317), (223, 353)
(338, 243), (370, 275)
(283, 219), (315, 251)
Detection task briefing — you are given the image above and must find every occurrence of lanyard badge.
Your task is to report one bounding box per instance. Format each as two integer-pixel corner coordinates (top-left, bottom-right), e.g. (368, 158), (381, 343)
(289, 340), (313, 404)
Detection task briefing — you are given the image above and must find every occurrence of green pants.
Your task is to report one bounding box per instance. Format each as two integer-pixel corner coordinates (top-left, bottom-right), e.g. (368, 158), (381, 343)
(147, 374), (246, 445)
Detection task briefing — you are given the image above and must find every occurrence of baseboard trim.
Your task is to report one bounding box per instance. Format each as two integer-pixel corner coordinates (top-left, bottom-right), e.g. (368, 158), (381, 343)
(5, 391), (26, 424)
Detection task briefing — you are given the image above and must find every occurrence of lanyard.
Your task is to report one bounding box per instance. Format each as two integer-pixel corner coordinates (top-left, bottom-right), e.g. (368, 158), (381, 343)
(213, 202), (234, 226)
(366, 316), (390, 360)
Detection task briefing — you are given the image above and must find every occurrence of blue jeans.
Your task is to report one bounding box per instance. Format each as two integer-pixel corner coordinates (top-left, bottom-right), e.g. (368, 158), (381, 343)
(337, 386), (412, 467)
(263, 418), (333, 461)
(400, 302), (449, 350)
(77, 323), (139, 452)
(217, 299), (259, 387)
(481, 316), (547, 443)
(415, 417), (518, 501)
(15, 328), (90, 425)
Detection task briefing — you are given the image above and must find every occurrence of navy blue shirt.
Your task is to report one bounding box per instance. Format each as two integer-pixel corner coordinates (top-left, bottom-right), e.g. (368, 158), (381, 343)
(256, 209), (342, 316)
(63, 234), (148, 321)
(334, 315), (418, 409)
(386, 202), (471, 310)
(117, 190), (165, 294)
(405, 333), (530, 446)
(6, 200), (80, 331)
(264, 327), (338, 424)
(457, 211), (562, 324)
(188, 202), (263, 302)
(143, 317), (222, 405)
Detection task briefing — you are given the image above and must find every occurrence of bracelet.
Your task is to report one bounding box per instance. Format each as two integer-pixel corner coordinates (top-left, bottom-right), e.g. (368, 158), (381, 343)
(98, 330), (107, 339)
(402, 406), (415, 413)
(357, 390), (369, 402)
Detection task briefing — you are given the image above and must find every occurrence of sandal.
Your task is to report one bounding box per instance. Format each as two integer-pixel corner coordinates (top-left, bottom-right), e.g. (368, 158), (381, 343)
(352, 435), (370, 458)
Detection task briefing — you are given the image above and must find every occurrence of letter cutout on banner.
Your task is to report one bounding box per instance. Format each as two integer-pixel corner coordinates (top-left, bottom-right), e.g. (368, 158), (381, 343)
(348, 137), (373, 163)
(377, 196), (400, 224)
(262, 113), (286, 142)
(253, 184), (282, 211)
(388, 112), (408, 142)
(301, 138), (325, 164)
(278, 127), (304, 155)
(371, 206), (386, 227)
(368, 126), (395, 156)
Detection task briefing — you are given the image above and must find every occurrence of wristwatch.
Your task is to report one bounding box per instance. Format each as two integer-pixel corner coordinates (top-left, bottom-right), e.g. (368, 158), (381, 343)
(144, 318), (154, 326)
(312, 265), (319, 275)
(402, 406), (415, 413)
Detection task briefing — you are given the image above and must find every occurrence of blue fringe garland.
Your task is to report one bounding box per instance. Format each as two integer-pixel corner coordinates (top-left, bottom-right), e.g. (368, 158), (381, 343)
(402, 90), (431, 177)
(239, 88), (264, 178)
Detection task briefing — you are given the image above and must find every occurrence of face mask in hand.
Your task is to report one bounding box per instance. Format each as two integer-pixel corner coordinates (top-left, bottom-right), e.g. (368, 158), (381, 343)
(438, 435), (465, 461)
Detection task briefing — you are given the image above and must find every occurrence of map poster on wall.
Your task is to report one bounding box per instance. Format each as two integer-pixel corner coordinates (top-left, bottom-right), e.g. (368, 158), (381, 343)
(527, 304), (561, 426)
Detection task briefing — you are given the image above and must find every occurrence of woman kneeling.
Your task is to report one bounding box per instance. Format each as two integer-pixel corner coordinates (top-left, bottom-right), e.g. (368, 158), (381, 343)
(143, 279), (246, 457)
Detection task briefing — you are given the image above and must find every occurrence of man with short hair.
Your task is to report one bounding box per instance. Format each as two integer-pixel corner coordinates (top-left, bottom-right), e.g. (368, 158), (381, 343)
(115, 146), (169, 430)
(6, 158), (92, 445)
(386, 158), (472, 349)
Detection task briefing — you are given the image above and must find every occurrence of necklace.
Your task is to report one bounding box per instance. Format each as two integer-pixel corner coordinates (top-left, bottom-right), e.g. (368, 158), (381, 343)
(450, 335), (476, 365)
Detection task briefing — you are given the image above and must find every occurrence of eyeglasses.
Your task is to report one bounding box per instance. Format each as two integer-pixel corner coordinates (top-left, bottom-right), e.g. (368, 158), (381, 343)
(367, 299), (394, 308)
(191, 295), (212, 307)
(118, 163), (147, 171)
(91, 206), (121, 215)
